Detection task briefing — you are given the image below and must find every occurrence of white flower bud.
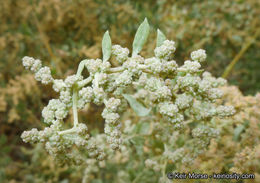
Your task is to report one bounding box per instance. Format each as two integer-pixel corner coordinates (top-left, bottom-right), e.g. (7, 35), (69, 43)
(21, 128), (39, 143)
(115, 70), (133, 86)
(207, 88), (223, 101)
(178, 60), (201, 73)
(31, 59), (42, 72)
(177, 74), (201, 89)
(175, 93), (193, 109)
(35, 66), (53, 84)
(42, 99), (68, 124)
(155, 86), (172, 100)
(103, 112), (120, 125)
(145, 77), (163, 92)
(198, 79), (212, 93)
(191, 49), (206, 62)
(216, 105), (235, 117)
(85, 59), (103, 74)
(144, 57), (162, 74)
(93, 87), (106, 105)
(53, 79), (67, 92)
(154, 40), (176, 60)
(79, 87), (93, 103)
(216, 78), (227, 87)
(60, 90), (72, 105)
(64, 74), (82, 88)
(105, 98), (121, 112)
(76, 123), (88, 135)
(159, 102), (178, 117)
(22, 56), (35, 69)
(42, 106), (55, 124)
(122, 56), (140, 75)
(112, 45), (129, 63)
(162, 60), (178, 74)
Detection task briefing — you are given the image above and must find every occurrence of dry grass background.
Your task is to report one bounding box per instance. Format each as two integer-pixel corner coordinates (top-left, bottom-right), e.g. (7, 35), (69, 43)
(0, 0), (259, 182)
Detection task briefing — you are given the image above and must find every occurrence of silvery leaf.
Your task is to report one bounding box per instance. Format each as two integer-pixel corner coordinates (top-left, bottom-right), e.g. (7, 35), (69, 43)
(132, 18), (150, 56)
(156, 29), (166, 47)
(102, 30), (112, 62)
(123, 94), (151, 116)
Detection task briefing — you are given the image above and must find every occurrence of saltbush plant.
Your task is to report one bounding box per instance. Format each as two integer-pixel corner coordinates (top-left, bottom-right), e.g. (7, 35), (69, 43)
(20, 19), (235, 182)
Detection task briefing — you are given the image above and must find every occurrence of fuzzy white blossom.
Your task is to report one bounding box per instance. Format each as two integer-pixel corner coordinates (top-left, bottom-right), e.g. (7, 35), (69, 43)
(145, 77), (163, 92)
(177, 74), (201, 89)
(104, 98), (121, 112)
(192, 126), (219, 138)
(198, 79), (212, 93)
(207, 88), (224, 101)
(85, 59), (102, 74)
(75, 123), (88, 136)
(168, 113), (184, 126)
(159, 102), (178, 117)
(112, 45), (129, 63)
(155, 86), (172, 100)
(42, 99), (68, 124)
(115, 70), (133, 86)
(35, 66), (53, 84)
(175, 93), (193, 109)
(53, 79), (67, 92)
(144, 57), (162, 74)
(122, 56), (140, 75)
(60, 90), (72, 105)
(79, 87), (93, 103)
(162, 60), (178, 74)
(22, 56), (35, 69)
(93, 87), (106, 105)
(65, 74), (82, 88)
(191, 49), (207, 62)
(154, 40), (176, 60)
(21, 128), (39, 143)
(216, 105), (235, 117)
(178, 60), (201, 73)
(31, 59), (42, 72)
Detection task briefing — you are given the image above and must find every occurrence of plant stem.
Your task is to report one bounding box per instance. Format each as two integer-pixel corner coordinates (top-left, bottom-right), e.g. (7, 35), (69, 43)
(107, 67), (124, 73)
(58, 127), (77, 135)
(222, 29), (260, 78)
(72, 87), (79, 127)
(78, 76), (93, 88)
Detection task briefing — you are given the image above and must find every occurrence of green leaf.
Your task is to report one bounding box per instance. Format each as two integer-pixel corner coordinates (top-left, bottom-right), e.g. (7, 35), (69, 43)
(156, 29), (166, 47)
(102, 30), (112, 62)
(132, 18), (150, 56)
(122, 94), (151, 116)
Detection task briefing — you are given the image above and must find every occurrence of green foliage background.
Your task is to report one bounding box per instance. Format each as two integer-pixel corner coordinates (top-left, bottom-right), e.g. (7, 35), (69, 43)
(0, 0), (259, 182)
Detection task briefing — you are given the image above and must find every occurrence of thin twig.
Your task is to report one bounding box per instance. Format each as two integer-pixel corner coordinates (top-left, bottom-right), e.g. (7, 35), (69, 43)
(222, 29), (260, 78)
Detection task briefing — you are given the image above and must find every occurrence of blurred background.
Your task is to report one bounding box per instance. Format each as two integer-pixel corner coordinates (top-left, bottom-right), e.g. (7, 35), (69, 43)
(0, 0), (259, 182)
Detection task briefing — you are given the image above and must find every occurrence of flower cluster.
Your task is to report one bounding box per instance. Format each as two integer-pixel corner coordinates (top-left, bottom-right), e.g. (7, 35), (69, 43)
(20, 20), (235, 180)
(22, 56), (52, 84)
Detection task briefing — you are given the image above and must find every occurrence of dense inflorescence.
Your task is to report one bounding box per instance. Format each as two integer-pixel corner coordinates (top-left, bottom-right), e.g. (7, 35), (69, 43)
(21, 19), (235, 180)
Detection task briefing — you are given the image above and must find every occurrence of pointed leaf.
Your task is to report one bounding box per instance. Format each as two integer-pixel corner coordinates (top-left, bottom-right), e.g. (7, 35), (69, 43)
(123, 94), (151, 116)
(132, 18), (150, 56)
(102, 30), (112, 61)
(156, 29), (166, 47)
